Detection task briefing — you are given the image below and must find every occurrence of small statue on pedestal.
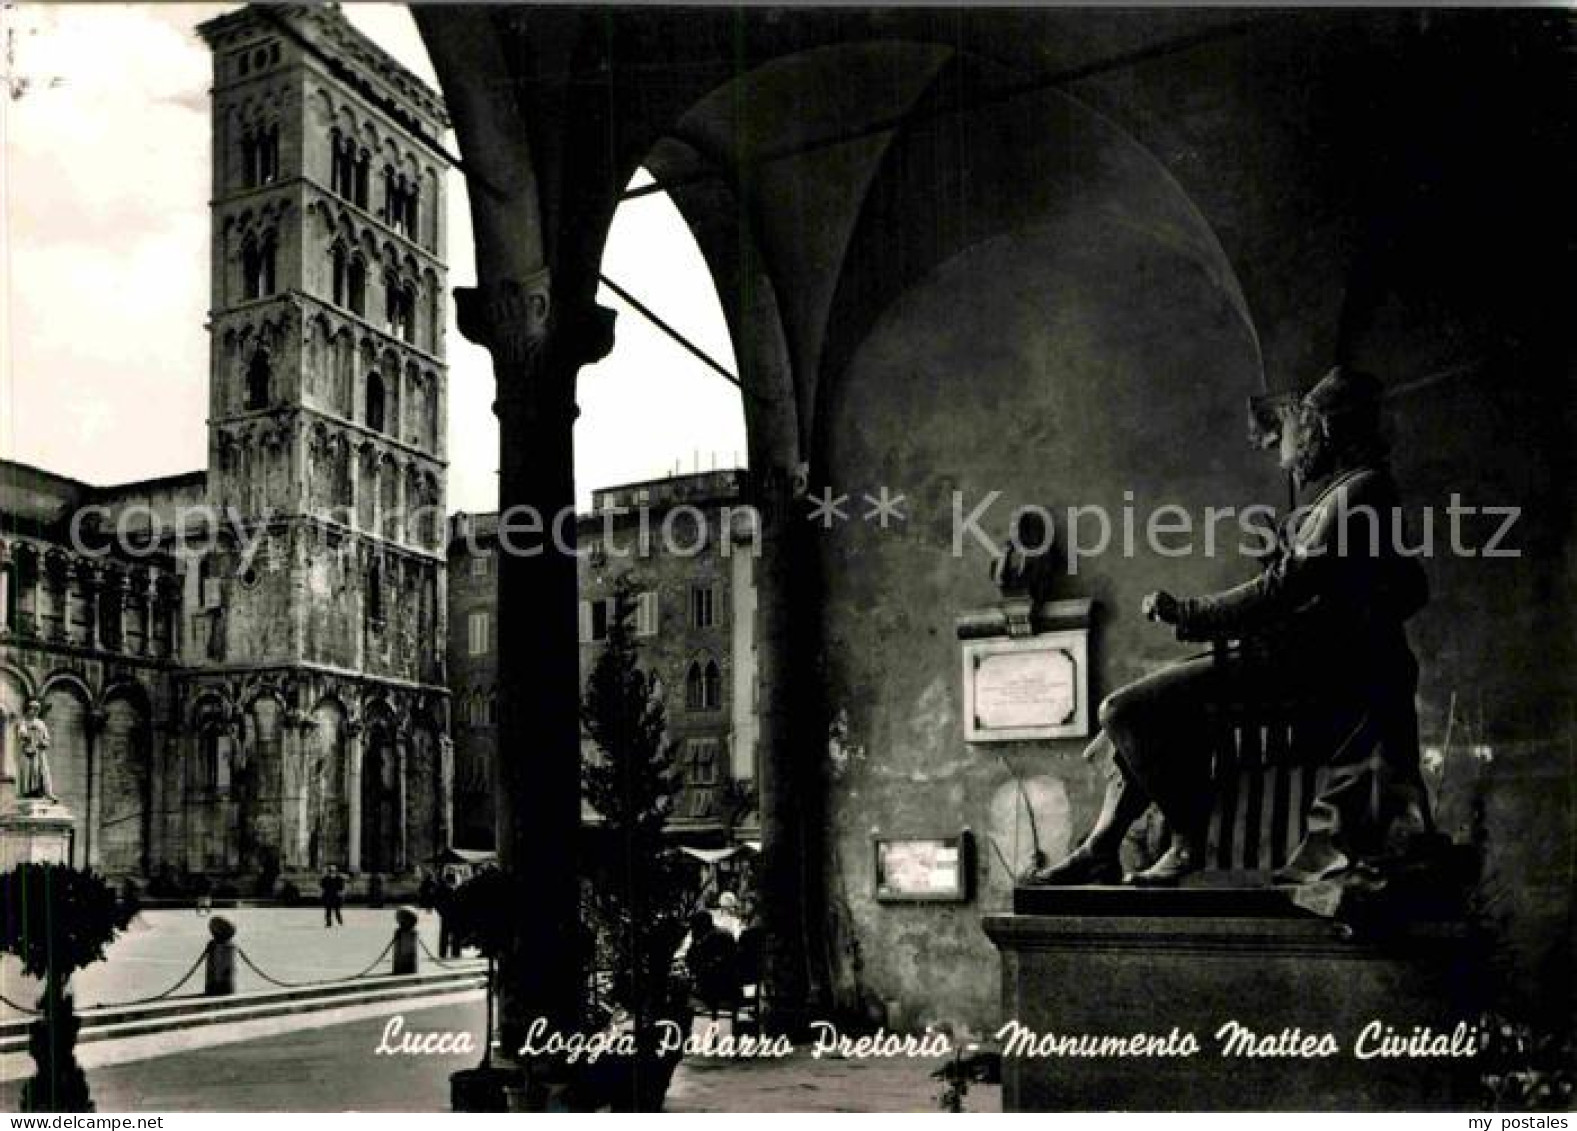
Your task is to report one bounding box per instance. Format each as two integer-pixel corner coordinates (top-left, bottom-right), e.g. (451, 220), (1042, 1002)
(16, 699), (56, 803)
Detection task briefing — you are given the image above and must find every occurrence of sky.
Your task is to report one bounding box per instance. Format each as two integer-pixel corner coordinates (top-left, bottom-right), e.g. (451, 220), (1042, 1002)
(1, 2), (746, 512)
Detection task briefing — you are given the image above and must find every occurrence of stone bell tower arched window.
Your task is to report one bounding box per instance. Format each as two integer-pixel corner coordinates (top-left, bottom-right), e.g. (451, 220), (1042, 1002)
(240, 122), (279, 189)
(242, 231), (277, 300)
(365, 371), (386, 433)
(331, 130), (355, 198)
(333, 244), (367, 315)
(383, 168), (419, 242)
(348, 256), (366, 315)
(385, 273), (416, 343)
(245, 349), (271, 410)
(331, 242), (347, 306)
(353, 148), (370, 209)
(367, 558), (384, 624)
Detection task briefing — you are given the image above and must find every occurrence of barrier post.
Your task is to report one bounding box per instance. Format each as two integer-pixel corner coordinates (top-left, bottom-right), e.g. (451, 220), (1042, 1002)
(204, 916), (237, 996)
(392, 906), (420, 976)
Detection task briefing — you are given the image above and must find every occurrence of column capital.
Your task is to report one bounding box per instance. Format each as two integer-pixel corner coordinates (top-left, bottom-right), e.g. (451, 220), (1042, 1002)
(454, 270), (553, 366)
(457, 271), (617, 419)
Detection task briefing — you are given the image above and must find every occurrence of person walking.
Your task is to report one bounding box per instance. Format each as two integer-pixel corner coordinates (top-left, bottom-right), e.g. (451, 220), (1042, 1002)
(435, 871), (461, 957)
(191, 872), (212, 917)
(320, 864), (346, 928)
(684, 910), (739, 1018)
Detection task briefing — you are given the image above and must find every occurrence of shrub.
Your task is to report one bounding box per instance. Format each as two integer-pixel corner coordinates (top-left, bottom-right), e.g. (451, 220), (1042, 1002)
(0, 863), (136, 1112)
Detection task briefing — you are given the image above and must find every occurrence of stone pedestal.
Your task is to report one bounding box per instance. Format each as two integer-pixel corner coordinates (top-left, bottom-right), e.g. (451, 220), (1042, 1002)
(982, 888), (1483, 1111)
(0, 799), (76, 870)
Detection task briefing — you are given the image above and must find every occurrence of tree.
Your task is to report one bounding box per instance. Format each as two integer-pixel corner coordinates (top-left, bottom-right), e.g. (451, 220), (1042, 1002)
(0, 863), (136, 1112)
(580, 575), (695, 1110)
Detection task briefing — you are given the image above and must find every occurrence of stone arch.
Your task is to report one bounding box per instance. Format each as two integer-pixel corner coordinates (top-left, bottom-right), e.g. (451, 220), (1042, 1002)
(39, 674), (92, 865)
(379, 453), (401, 542)
(360, 699), (401, 874)
(188, 689), (237, 777)
(241, 695), (285, 872)
(404, 711), (443, 866)
(240, 682), (289, 715)
(185, 690), (241, 871)
(245, 346), (271, 410)
(421, 268), (442, 353)
(38, 668), (94, 707)
(357, 444), (380, 531)
(403, 462), (423, 544)
(333, 431), (355, 511)
(420, 472), (442, 550)
(421, 168), (441, 251)
(379, 350), (402, 433)
(331, 326), (356, 417)
(426, 9), (1302, 1029)
(306, 696), (348, 868)
(97, 686), (152, 874)
(99, 678), (151, 717)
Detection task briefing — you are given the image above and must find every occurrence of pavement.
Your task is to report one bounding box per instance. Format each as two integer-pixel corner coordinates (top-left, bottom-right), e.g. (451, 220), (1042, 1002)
(1, 906), (460, 1018)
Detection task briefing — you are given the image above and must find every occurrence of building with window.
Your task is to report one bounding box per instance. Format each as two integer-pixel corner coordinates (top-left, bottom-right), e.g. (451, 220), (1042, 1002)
(1, 6), (452, 889)
(446, 469), (761, 850)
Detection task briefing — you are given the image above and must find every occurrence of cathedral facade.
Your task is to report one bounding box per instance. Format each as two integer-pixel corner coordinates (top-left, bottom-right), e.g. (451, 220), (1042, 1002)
(0, 5), (453, 886)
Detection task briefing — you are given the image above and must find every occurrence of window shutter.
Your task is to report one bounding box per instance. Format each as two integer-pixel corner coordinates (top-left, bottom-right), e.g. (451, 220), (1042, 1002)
(467, 610), (489, 656)
(579, 600), (593, 643)
(637, 591), (658, 637)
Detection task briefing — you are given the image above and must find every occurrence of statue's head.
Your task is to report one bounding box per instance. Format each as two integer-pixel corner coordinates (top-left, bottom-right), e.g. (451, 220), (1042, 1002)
(23, 698), (41, 719)
(1288, 366), (1387, 485)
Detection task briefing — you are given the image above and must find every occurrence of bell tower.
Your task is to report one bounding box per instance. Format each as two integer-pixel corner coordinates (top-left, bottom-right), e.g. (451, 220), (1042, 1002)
(196, 4), (450, 675)
(186, 5), (453, 877)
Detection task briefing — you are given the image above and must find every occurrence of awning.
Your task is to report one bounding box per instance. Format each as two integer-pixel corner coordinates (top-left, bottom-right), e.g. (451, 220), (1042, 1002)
(433, 846), (497, 865)
(676, 843), (761, 865)
(678, 845), (741, 865)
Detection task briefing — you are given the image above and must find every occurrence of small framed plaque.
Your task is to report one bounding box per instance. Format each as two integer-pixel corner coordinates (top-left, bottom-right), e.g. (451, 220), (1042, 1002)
(962, 630), (1089, 741)
(873, 832), (973, 903)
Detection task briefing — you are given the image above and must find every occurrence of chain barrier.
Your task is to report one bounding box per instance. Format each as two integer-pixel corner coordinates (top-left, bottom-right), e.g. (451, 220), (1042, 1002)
(4, 942), (215, 1016)
(415, 935), (478, 970)
(85, 941), (215, 1010)
(0, 990), (42, 1015)
(6, 926), (476, 1018)
(236, 933), (396, 990)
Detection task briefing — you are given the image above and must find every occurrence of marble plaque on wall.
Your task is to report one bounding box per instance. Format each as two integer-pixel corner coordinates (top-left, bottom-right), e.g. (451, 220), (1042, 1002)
(962, 630), (1089, 741)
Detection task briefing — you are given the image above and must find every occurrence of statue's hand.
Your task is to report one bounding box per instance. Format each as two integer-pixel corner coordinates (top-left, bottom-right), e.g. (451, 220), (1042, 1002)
(1142, 590), (1180, 625)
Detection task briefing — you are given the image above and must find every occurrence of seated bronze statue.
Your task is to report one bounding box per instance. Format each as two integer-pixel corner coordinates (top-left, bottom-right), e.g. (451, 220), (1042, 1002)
(1027, 366), (1435, 887)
